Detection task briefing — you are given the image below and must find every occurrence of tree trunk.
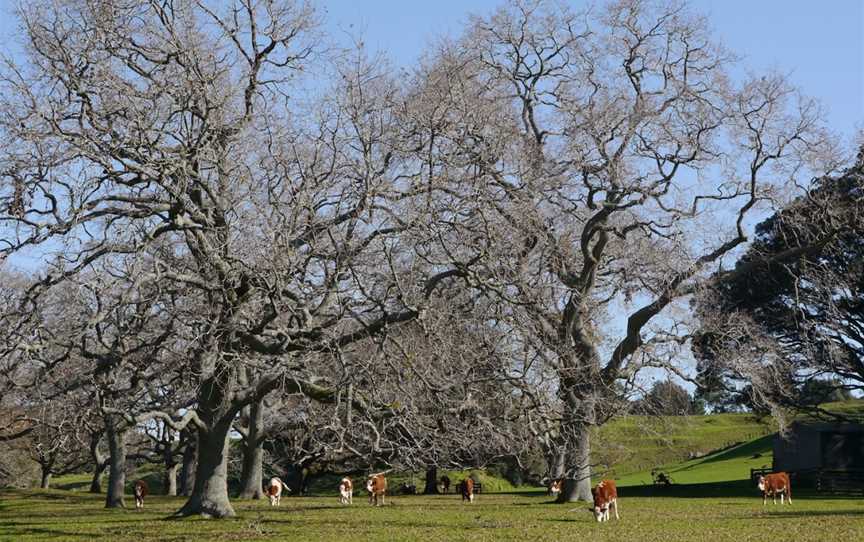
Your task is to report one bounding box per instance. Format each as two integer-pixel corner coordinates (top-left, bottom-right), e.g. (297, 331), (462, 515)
(89, 462), (107, 493)
(89, 434), (107, 493)
(237, 399), (265, 500)
(104, 418), (127, 508)
(175, 420), (235, 518)
(423, 466), (439, 495)
(40, 469), (52, 489)
(165, 462), (180, 496)
(179, 436), (196, 497)
(556, 422), (593, 503)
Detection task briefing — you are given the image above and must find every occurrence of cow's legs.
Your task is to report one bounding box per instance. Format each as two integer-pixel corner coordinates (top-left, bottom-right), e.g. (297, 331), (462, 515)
(613, 499), (619, 520)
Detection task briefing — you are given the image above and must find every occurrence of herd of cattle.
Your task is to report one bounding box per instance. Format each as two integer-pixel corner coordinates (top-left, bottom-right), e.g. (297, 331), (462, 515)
(128, 470), (794, 521)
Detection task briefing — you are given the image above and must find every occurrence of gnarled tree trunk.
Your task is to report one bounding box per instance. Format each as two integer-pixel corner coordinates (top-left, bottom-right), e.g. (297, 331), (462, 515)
(89, 432), (107, 493)
(556, 424), (592, 502)
(104, 418), (127, 508)
(423, 466), (439, 495)
(175, 418), (235, 518)
(237, 399), (265, 500)
(556, 390), (595, 503)
(179, 434), (196, 497)
(164, 463), (180, 496)
(40, 469), (52, 489)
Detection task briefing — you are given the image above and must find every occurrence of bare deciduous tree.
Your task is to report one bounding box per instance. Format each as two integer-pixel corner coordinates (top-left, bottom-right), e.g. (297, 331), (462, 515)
(404, 0), (838, 501)
(0, 0), (463, 517)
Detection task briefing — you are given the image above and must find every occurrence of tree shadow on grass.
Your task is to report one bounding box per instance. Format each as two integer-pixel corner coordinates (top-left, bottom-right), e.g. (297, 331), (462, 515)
(747, 509), (864, 519)
(0, 525), (91, 538)
(619, 479), (755, 498)
(687, 435), (774, 466)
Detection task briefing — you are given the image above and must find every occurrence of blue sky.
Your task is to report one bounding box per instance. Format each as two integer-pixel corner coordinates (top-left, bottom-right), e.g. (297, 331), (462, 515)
(319, 0), (862, 141)
(1, 1), (860, 138)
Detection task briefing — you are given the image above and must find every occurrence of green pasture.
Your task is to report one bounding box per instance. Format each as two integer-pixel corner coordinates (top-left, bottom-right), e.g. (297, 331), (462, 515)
(2, 488), (863, 542)
(5, 401), (864, 541)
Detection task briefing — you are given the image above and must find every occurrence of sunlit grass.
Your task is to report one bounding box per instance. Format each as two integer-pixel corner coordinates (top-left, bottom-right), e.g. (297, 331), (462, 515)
(2, 488), (863, 542)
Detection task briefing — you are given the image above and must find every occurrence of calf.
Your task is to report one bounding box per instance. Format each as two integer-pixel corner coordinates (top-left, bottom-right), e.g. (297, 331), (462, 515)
(133, 480), (149, 510)
(338, 477), (353, 505)
(461, 478), (475, 503)
(548, 479), (563, 497)
(590, 479), (619, 522)
(758, 472), (792, 505)
(366, 473), (387, 506)
(266, 476), (291, 506)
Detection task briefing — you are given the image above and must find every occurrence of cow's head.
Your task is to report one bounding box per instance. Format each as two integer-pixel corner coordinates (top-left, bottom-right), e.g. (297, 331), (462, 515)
(591, 504), (606, 522)
(366, 478), (374, 493)
(757, 476), (766, 492)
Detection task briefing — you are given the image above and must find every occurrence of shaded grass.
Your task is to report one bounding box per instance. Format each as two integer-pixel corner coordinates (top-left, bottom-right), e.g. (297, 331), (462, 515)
(2, 488), (863, 541)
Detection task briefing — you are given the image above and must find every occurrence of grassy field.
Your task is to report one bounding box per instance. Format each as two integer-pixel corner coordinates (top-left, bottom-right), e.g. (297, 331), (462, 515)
(6, 402), (864, 541)
(2, 488), (863, 542)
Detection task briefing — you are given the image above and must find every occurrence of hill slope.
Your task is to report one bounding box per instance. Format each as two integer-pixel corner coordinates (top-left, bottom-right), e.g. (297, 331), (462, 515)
(593, 412), (776, 482)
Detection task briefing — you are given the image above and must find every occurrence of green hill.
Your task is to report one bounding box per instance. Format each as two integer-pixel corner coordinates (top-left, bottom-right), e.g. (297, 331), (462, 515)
(593, 412), (776, 483)
(599, 399), (864, 489)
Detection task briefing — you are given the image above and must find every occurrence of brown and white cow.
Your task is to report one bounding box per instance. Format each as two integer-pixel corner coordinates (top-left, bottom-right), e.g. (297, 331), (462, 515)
(548, 479), (563, 497)
(460, 478), (475, 503)
(338, 477), (353, 505)
(133, 480), (149, 510)
(758, 472), (792, 505)
(590, 479), (619, 522)
(366, 473), (387, 506)
(266, 476), (291, 506)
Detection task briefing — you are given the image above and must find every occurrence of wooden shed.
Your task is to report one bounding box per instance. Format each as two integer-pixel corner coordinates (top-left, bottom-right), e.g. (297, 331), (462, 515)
(770, 422), (864, 494)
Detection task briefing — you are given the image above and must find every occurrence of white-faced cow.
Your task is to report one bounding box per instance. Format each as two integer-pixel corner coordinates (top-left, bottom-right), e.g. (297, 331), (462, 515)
(266, 476), (291, 506)
(460, 478), (475, 503)
(548, 479), (563, 497)
(133, 480), (149, 510)
(590, 479), (619, 522)
(366, 473), (387, 506)
(339, 477), (353, 505)
(758, 472), (792, 505)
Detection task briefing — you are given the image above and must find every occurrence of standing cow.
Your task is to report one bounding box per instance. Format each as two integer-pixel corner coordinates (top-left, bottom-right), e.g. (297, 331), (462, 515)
(266, 476), (291, 506)
(366, 473), (387, 506)
(460, 478), (475, 503)
(133, 480), (149, 510)
(338, 477), (353, 505)
(548, 479), (563, 497)
(590, 479), (619, 522)
(758, 472), (792, 505)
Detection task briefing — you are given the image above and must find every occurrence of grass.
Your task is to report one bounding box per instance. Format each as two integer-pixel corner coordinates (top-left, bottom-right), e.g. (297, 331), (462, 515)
(9, 400), (864, 540)
(594, 412), (777, 480)
(2, 488), (863, 541)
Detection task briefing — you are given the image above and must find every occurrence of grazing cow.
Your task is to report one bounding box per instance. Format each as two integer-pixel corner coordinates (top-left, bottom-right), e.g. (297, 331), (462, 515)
(440, 475), (451, 494)
(400, 482), (417, 495)
(338, 477), (353, 505)
(758, 472), (792, 505)
(590, 479), (619, 522)
(548, 479), (563, 497)
(366, 473), (387, 506)
(133, 480), (149, 510)
(266, 477), (291, 506)
(461, 478), (475, 503)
